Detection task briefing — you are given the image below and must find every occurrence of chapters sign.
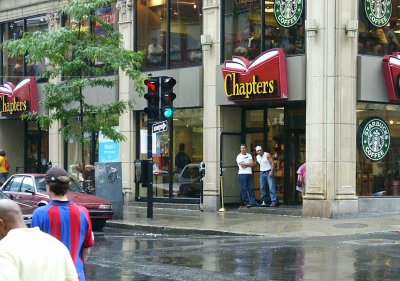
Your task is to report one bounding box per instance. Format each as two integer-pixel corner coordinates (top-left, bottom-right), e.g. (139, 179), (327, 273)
(0, 78), (38, 118)
(221, 48), (288, 103)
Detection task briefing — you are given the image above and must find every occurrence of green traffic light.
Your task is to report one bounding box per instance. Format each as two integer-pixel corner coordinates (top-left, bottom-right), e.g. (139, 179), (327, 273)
(163, 107), (176, 118)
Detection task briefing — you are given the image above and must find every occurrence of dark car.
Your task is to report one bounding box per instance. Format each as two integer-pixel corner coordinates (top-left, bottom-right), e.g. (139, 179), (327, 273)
(0, 174), (114, 230)
(177, 163), (202, 197)
(0, 189), (36, 226)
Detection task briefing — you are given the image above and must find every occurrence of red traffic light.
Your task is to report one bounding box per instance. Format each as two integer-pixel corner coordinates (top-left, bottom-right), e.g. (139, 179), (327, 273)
(144, 79), (157, 91)
(144, 78), (160, 121)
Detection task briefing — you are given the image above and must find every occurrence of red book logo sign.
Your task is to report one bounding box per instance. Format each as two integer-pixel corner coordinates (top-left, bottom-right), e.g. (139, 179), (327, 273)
(383, 53), (400, 102)
(0, 78), (38, 118)
(222, 48), (288, 103)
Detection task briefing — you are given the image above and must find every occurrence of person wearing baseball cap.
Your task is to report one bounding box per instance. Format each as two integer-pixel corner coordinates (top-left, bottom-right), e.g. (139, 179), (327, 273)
(32, 167), (94, 281)
(255, 145), (279, 207)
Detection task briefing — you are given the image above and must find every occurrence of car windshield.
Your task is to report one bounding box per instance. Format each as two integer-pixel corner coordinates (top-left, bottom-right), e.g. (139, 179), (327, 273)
(35, 176), (84, 193)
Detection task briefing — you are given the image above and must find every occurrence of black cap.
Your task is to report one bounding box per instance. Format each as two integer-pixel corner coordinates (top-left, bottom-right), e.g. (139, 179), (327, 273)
(45, 167), (71, 184)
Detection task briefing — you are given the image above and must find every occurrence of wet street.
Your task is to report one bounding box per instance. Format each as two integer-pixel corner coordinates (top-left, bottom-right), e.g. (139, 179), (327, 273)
(85, 227), (400, 281)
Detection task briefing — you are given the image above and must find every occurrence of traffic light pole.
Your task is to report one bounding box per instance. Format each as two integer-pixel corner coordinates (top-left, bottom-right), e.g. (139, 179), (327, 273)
(144, 75), (176, 219)
(144, 76), (161, 219)
(147, 119), (153, 219)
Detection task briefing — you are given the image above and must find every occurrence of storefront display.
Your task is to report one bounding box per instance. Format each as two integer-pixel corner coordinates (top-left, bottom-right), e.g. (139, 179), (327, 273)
(357, 103), (400, 196)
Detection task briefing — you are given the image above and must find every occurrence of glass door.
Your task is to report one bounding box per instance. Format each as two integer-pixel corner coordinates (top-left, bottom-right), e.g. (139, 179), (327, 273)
(244, 108), (286, 203)
(284, 105), (306, 204)
(24, 122), (48, 173)
(243, 106), (305, 205)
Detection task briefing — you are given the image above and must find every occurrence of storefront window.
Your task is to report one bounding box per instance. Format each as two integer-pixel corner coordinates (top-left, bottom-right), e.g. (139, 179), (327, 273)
(26, 16), (48, 81)
(357, 103), (400, 196)
(137, 0), (203, 70)
(1, 16), (49, 84)
(62, 3), (118, 76)
(137, 1), (166, 70)
(224, 1), (261, 60)
(137, 108), (203, 200)
(25, 121), (49, 173)
(224, 1), (305, 61)
(358, 0), (400, 56)
(94, 4), (118, 35)
(5, 20), (24, 84)
(66, 119), (96, 183)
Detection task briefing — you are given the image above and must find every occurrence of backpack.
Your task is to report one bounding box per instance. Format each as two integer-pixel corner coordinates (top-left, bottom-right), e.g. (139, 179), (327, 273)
(4, 159), (10, 170)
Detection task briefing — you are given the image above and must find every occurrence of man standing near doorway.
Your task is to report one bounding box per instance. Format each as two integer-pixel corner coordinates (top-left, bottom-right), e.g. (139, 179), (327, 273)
(256, 145), (279, 207)
(236, 144), (258, 208)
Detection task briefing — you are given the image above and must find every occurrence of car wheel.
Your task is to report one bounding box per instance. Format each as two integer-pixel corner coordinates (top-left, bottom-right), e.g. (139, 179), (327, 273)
(92, 219), (107, 231)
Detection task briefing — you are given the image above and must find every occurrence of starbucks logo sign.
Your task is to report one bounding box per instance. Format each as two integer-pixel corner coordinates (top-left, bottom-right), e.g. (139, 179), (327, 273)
(365, 0), (392, 27)
(274, 0), (304, 28)
(358, 117), (391, 161)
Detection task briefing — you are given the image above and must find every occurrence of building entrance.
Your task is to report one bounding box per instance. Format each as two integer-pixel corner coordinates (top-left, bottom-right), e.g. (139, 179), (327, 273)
(23, 122), (49, 173)
(220, 105), (305, 205)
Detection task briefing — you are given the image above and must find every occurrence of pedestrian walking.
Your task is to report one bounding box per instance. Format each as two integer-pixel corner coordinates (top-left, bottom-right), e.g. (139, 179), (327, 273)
(32, 167), (94, 281)
(236, 144), (258, 207)
(255, 145), (279, 207)
(0, 199), (78, 281)
(0, 149), (9, 184)
(296, 162), (307, 196)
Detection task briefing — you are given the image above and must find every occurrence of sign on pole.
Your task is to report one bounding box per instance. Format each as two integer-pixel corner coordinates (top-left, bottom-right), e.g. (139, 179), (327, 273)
(152, 120), (168, 134)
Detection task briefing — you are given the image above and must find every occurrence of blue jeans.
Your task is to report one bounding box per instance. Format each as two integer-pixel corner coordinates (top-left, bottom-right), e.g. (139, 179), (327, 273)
(238, 174), (257, 205)
(260, 171), (278, 204)
(0, 173), (7, 184)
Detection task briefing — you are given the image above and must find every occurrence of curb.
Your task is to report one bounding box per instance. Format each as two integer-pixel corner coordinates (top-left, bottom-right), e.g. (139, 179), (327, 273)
(105, 221), (257, 237)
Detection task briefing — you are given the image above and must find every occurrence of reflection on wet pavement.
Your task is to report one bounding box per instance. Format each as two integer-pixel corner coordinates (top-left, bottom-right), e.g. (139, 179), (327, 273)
(85, 228), (400, 281)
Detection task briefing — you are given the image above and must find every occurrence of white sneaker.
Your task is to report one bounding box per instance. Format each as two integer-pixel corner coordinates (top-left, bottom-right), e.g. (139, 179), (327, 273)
(261, 201), (267, 206)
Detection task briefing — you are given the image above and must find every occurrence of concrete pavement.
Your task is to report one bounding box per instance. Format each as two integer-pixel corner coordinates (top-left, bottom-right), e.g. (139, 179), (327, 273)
(106, 202), (400, 238)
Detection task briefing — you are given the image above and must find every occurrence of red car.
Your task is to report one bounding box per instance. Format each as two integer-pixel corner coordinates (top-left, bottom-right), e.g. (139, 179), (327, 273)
(0, 174), (114, 230)
(0, 189), (36, 226)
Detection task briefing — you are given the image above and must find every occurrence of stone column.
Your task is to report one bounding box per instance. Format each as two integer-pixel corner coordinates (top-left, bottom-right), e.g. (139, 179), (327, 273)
(47, 11), (64, 168)
(303, 0), (358, 217)
(202, 0), (221, 211)
(116, 0), (135, 203)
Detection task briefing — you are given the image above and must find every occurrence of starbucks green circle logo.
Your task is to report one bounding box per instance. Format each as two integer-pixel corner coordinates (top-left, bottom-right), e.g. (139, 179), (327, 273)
(274, 0), (304, 28)
(365, 0), (392, 27)
(358, 117), (391, 161)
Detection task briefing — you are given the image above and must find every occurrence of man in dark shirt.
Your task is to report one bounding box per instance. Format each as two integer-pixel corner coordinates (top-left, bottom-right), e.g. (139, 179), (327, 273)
(175, 143), (191, 172)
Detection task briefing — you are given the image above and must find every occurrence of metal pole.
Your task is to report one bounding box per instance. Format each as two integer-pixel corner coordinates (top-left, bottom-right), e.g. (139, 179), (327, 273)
(218, 175), (226, 212)
(219, 161), (226, 212)
(147, 120), (153, 219)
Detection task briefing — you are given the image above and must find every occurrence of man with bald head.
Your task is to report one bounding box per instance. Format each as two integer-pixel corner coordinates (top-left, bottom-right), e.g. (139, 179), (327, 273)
(0, 199), (78, 281)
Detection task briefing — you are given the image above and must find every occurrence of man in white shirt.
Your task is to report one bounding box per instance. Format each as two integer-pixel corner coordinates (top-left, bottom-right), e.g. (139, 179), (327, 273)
(236, 144), (258, 207)
(147, 37), (165, 65)
(0, 199), (78, 281)
(256, 145), (279, 207)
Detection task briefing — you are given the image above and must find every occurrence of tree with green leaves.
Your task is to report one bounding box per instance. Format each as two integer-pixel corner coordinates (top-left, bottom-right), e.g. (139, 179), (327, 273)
(2, 0), (144, 173)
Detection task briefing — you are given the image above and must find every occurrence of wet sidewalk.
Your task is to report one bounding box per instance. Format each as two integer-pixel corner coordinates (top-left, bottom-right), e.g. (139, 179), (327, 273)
(106, 202), (400, 238)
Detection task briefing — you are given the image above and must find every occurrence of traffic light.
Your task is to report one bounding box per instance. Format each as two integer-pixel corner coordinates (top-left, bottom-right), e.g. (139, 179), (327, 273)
(144, 78), (160, 121)
(160, 76), (176, 120)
